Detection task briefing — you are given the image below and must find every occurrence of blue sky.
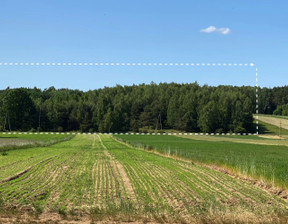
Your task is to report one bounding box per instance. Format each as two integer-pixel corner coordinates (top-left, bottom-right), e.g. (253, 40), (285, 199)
(0, 0), (287, 90)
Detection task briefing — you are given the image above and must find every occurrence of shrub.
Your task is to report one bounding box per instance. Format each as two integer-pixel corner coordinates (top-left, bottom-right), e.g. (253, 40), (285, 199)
(215, 128), (224, 134)
(57, 126), (64, 132)
(234, 126), (247, 134)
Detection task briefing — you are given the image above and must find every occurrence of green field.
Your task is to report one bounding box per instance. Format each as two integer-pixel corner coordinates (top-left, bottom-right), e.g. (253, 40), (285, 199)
(1, 134), (288, 223)
(256, 114), (288, 137)
(116, 135), (288, 189)
(0, 132), (74, 153)
(258, 120), (288, 136)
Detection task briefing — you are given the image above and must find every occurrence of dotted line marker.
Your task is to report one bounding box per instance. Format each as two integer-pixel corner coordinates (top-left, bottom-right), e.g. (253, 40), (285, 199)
(256, 67), (259, 135)
(0, 62), (255, 67)
(1, 132), (256, 136)
(0, 61), (257, 135)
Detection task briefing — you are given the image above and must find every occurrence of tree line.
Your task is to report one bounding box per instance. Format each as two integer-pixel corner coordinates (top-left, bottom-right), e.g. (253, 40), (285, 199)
(273, 104), (288, 116)
(0, 83), (287, 133)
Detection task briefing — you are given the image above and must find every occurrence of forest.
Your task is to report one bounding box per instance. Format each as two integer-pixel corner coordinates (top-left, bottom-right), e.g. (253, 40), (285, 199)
(0, 83), (287, 133)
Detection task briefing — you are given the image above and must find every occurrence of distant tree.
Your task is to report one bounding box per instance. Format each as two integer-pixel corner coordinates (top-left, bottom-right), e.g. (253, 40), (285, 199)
(167, 94), (180, 129)
(274, 104), (288, 116)
(2, 89), (37, 131)
(101, 107), (113, 132)
(3, 83), (285, 133)
(198, 101), (220, 133)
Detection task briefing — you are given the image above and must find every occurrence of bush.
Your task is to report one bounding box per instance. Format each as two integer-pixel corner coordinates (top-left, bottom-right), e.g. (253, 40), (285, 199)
(273, 104), (288, 116)
(234, 126), (247, 134)
(138, 127), (148, 133)
(273, 106), (283, 116)
(57, 126), (63, 132)
(1, 152), (8, 156)
(215, 128), (224, 134)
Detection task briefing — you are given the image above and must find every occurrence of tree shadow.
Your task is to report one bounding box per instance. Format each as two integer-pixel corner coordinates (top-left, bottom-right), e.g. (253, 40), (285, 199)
(258, 122), (272, 134)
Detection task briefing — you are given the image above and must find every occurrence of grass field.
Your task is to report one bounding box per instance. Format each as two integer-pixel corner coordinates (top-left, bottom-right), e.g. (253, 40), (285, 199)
(171, 133), (288, 147)
(1, 134), (288, 223)
(116, 135), (288, 190)
(257, 114), (288, 136)
(258, 120), (288, 136)
(0, 133), (74, 153)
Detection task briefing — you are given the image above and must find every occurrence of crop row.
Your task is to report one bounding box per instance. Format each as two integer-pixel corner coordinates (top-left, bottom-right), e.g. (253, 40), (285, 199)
(0, 134), (287, 222)
(0, 135), (139, 216)
(102, 135), (288, 216)
(116, 134), (288, 188)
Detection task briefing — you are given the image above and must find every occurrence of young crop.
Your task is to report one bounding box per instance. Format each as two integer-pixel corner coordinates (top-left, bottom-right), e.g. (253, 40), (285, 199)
(116, 135), (288, 189)
(0, 134), (287, 223)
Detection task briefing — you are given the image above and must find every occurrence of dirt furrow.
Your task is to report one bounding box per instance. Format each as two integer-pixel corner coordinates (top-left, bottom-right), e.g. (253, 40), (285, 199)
(21, 152), (76, 201)
(107, 160), (120, 202)
(177, 164), (233, 198)
(46, 153), (80, 205)
(91, 160), (98, 206)
(124, 163), (154, 204)
(98, 135), (137, 203)
(179, 163), (264, 205)
(94, 161), (103, 207)
(0, 156), (57, 184)
(151, 164), (197, 206)
(142, 163), (188, 213)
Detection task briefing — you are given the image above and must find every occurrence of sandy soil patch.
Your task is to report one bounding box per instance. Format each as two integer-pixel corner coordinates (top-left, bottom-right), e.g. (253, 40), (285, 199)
(258, 134), (285, 139)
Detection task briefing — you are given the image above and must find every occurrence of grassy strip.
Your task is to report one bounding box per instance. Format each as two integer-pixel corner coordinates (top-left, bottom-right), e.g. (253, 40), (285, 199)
(0, 132), (74, 142)
(0, 134), (74, 153)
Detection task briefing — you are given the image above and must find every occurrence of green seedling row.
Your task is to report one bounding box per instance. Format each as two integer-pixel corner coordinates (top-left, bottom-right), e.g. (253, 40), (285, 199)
(116, 135), (288, 189)
(0, 134), (287, 223)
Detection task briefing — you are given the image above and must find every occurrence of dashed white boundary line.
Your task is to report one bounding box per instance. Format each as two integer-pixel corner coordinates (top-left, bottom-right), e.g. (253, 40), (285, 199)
(1, 132), (257, 136)
(256, 67), (259, 135)
(0, 62), (255, 67)
(0, 61), (258, 135)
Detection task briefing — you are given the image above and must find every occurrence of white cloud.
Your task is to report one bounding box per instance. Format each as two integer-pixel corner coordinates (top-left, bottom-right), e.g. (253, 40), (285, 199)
(200, 26), (231, 35)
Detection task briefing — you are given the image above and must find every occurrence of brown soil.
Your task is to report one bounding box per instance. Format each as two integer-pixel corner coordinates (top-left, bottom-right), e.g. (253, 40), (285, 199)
(97, 134), (137, 203)
(113, 160), (136, 203)
(1, 210), (288, 224)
